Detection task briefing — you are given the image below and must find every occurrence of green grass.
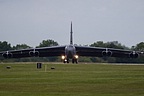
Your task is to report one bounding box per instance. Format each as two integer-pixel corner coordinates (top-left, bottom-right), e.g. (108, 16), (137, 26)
(0, 62), (144, 96)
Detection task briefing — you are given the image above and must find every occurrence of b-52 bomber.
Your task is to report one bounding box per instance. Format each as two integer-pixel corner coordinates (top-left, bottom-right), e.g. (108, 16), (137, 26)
(0, 22), (143, 63)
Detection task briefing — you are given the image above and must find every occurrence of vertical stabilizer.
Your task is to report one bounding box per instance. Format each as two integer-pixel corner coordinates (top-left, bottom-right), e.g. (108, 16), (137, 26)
(70, 22), (73, 45)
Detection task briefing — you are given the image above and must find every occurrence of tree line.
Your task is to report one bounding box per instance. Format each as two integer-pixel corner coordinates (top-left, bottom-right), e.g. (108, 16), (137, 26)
(0, 40), (144, 63)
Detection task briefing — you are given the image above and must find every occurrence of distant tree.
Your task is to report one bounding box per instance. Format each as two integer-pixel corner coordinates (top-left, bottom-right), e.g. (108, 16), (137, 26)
(90, 57), (106, 63)
(36, 39), (59, 62)
(90, 41), (106, 47)
(106, 41), (128, 49)
(79, 57), (91, 62)
(37, 39), (58, 48)
(90, 41), (129, 49)
(134, 42), (144, 51)
(0, 41), (12, 51)
(13, 44), (31, 50)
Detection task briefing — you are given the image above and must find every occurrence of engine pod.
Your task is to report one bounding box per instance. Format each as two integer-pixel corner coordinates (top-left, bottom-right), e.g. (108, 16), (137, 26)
(29, 51), (39, 57)
(102, 51), (112, 57)
(2, 52), (13, 58)
(129, 51), (139, 58)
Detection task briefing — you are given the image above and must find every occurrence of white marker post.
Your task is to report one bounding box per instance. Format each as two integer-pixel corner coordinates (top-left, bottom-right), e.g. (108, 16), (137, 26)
(45, 65), (47, 72)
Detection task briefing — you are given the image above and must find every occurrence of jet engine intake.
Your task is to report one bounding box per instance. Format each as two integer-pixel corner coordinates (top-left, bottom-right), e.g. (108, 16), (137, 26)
(29, 51), (39, 57)
(2, 52), (13, 58)
(129, 51), (139, 58)
(102, 50), (112, 57)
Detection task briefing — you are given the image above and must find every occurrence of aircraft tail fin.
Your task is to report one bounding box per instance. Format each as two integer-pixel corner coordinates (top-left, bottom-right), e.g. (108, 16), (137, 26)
(70, 22), (73, 45)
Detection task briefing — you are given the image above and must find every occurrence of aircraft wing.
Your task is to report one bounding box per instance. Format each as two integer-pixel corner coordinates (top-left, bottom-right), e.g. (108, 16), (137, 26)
(75, 46), (140, 58)
(0, 46), (66, 58)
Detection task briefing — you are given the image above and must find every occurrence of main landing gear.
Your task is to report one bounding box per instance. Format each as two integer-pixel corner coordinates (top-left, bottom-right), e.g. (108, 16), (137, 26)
(63, 59), (69, 63)
(61, 55), (78, 64)
(72, 59), (78, 64)
(63, 59), (78, 64)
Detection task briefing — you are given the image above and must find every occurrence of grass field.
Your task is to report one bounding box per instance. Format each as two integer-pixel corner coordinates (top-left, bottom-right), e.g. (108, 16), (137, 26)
(0, 62), (144, 96)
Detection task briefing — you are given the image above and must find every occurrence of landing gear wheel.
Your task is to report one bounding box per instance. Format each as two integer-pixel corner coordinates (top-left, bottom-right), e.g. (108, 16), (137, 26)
(75, 59), (78, 64)
(72, 59), (75, 64)
(63, 60), (66, 63)
(72, 59), (78, 64)
(67, 59), (69, 63)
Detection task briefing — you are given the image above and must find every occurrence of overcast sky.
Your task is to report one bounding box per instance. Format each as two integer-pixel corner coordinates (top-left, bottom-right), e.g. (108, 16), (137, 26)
(0, 0), (144, 47)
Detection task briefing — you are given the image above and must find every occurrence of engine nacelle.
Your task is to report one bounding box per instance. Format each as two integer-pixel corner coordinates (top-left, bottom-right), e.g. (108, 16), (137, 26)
(2, 52), (13, 58)
(102, 51), (112, 57)
(29, 51), (39, 57)
(129, 51), (139, 58)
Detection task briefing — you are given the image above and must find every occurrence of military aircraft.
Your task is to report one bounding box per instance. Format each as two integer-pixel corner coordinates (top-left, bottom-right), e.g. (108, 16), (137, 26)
(0, 22), (143, 63)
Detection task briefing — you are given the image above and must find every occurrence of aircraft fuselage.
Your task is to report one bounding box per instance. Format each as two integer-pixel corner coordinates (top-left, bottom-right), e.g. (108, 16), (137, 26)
(65, 45), (76, 58)
(62, 45), (78, 63)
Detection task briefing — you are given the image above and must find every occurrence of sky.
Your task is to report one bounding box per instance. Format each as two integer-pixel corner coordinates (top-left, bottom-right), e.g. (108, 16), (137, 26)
(0, 0), (144, 48)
